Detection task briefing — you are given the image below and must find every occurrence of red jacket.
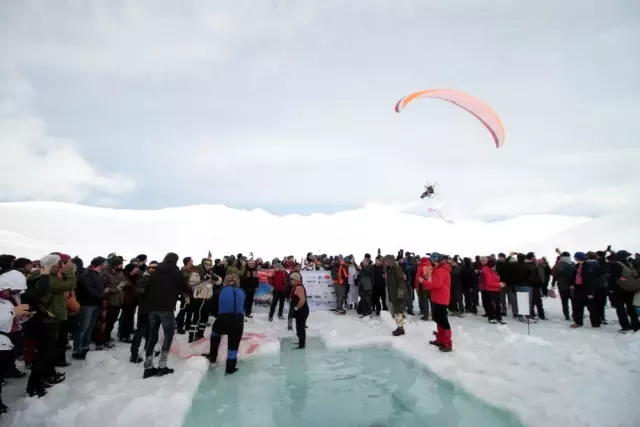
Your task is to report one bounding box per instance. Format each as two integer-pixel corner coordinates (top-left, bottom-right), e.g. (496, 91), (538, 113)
(481, 266), (502, 292)
(414, 257), (433, 290)
(269, 270), (288, 292)
(424, 262), (451, 306)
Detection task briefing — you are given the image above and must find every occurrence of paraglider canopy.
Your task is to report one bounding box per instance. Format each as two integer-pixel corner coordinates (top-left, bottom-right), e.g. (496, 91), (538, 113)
(395, 88), (505, 148)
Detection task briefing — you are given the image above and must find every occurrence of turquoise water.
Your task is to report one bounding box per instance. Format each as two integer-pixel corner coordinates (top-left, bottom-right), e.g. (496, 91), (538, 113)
(183, 338), (524, 427)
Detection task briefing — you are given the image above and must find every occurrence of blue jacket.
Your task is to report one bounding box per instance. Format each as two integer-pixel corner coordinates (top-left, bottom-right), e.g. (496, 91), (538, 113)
(212, 285), (245, 317)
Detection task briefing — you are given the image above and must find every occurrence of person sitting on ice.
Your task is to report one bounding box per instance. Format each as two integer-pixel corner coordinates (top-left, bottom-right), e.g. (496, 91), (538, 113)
(203, 274), (245, 375)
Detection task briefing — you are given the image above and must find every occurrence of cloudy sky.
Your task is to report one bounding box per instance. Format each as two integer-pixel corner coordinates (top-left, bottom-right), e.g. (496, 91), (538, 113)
(1, 0), (638, 220)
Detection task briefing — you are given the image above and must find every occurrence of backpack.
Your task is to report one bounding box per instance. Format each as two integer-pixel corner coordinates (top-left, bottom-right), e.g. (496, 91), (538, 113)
(330, 265), (339, 281)
(616, 262), (640, 292)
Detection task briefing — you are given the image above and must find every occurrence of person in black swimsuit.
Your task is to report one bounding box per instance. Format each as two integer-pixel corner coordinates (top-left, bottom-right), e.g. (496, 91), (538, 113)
(289, 272), (309, 349)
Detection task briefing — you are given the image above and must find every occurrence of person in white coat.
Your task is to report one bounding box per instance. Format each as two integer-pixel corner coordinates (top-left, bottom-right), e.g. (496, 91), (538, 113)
(347, 258), (359, 309)
(0, 271), (30, 415)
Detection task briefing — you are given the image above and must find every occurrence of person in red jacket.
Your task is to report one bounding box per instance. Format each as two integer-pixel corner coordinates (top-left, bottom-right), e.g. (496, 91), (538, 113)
(481, 259), (506, 324)
(423, 253), (453, 352)
(268, 263), (287, 321)
(415, 257), (433, 321)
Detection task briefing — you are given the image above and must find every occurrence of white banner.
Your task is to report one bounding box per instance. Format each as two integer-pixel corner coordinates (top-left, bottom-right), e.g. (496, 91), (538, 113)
(301, 270), (335, 311)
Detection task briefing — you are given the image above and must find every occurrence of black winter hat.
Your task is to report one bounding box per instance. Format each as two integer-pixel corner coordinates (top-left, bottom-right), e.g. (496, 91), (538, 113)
(90, 256), (107, 267)
(13, 257), (32, 270)
(136, 254), (148, 263)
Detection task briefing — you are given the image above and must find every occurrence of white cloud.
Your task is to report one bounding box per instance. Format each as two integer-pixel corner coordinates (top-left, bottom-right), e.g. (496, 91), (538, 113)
(0, 71), (134, 202)
(0, 1), (638, 218)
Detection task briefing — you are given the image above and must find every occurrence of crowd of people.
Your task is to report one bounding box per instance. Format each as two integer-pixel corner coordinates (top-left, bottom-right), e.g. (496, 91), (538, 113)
(0, 246), (638, 416)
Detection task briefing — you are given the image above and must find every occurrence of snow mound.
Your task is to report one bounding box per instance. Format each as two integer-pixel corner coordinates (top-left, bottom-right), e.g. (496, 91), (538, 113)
(0, 201), (599, 261)
(523, 206), (640, 258)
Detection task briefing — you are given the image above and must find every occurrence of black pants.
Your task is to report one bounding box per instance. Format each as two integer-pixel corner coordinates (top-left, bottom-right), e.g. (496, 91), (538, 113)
(611, 289), (640, 331)
(542, 281), (549, 298)
(485, 291), (502, 321)
(594, 287), (607, 322)
(572, 287), (600, 327)
(269, 290), (285, 318)
(559, 289), (572, 320)
(187, 299), (210, 341)
(463, 286), (476, 314)
(130, 313), (149, 356)
(294, 306), (310, 348)
(372, 285), (387, 313)
(480, 291), (489, 313)
(531, 287), (545, 319)
(449, 286), (464, 313)
(30, 321), (58, 382)
(0, 350), (13, 403)
(55, 320), (69, 364)
(244, 289), (255, 316)
(210, 315), (244, 373)
(118, 304), (136, 340)
(360, 290), (373, 316)
(431, 303), (450, 330)
(104, 307), (121, 343)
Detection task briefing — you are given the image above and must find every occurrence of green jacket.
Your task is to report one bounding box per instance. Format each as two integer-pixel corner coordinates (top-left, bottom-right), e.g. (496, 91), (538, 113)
(47, 271), (77, 322)
(225, 264), (246, 277)
(102, 269), (127, 307)
(386, 263), (407, 307)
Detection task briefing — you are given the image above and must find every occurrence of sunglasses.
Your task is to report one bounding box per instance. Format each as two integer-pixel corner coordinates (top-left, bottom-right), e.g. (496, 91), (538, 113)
(148, 266), (157, 270)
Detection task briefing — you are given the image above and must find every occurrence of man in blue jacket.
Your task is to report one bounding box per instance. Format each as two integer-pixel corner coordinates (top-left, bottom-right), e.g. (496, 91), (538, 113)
(203, 274), (245, 375)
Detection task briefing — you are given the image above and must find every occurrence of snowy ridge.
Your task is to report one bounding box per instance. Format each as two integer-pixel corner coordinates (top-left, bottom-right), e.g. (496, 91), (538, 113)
(0, 201), (607, 262)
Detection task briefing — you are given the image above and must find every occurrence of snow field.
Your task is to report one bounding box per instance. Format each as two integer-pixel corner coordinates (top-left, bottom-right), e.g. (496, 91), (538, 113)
(6, 296), (637, 427)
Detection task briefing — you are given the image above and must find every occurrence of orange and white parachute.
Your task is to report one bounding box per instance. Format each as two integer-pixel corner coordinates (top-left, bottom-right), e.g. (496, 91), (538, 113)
(395, 89), (505, 148)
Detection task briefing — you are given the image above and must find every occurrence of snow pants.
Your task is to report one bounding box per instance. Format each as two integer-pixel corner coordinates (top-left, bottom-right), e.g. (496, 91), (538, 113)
(187, 298), (210, 342)
(210, 315), (244, 373)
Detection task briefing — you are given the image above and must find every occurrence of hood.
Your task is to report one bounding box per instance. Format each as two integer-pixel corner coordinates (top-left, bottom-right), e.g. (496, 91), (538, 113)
(559, 256), (572, 264)
(157, 262), (179, 274)
(434, 262), (452, 274)
(0, 270), (27, 292)
(418, 257), (432, 268)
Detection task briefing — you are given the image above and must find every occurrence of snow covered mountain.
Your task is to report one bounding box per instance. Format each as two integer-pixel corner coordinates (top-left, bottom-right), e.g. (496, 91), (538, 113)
(2, 201), (634, 262)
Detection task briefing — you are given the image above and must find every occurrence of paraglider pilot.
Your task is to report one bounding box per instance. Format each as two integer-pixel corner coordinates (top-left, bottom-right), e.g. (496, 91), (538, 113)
(203, 274), (245, 375)
(420, 184), (436, 199)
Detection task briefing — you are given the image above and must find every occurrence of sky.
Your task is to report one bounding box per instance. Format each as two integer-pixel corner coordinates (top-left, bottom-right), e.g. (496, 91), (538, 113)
(1, 0), (639, 220)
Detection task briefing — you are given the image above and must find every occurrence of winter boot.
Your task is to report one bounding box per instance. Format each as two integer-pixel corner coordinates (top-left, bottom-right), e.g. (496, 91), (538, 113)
(26, 374), (48, 398)
(157, 367), (174, 376)
(130, 353), (143, 364)
(0, 400), (7, 414)
(391, 327), (405, 336)
(202, 335), (221, 363)
(143, 367), (158, 379)
(439, 328), (453, 352)
(225, 358), (238, 375)
(429, 327), (441, 347)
